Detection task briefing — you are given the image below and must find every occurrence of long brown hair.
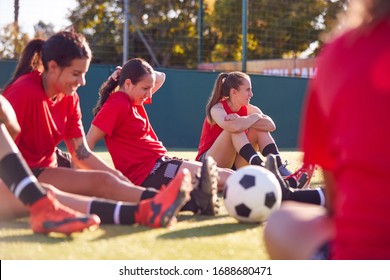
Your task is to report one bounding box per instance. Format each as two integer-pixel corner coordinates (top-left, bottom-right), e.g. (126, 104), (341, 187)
(1, 30), (91, 93)
(205, 71), (249, 124)
(92, 58), (154, 116)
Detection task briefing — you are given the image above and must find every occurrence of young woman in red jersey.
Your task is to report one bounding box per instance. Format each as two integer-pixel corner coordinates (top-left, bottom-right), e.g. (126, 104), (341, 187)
(196, 71), (326, 205)
(0, 30), (194, 228)
(264, 0), (390, 259)
(196, 72), (309, 186)
(0, 94), (100, 234)
(87, 58), (232, 215)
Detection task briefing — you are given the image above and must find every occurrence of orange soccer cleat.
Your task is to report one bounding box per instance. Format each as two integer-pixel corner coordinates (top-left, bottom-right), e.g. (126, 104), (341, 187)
(29, 191), (101, 234)
(135, 168), (193, 228)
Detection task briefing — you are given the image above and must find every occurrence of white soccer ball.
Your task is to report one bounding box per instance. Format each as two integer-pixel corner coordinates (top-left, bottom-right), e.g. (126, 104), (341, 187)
(223, 165), (282, 223)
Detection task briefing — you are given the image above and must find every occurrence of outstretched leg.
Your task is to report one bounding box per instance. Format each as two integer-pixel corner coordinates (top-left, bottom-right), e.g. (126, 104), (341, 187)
(264, 154), (325, 206)
(0, 103), (100, 234)
(136, 168), (193, 228)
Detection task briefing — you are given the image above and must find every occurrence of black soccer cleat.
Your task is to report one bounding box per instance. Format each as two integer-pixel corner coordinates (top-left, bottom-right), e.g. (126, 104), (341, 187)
(264, 154), (295, 201)
(191, 156), (220, 215)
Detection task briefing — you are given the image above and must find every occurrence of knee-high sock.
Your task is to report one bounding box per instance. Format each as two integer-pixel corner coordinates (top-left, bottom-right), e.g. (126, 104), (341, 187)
(89, 200), (138, 225)
(239, 143), (263, 166)
(262, 143), (282, 167)
(0, 153), (45, 205)
(286, 188), (326, 206)
(140, 188), (158, 200)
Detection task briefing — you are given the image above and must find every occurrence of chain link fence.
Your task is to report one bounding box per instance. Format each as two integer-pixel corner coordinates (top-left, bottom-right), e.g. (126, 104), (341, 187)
(116, 0), (344, 77)
(1, 0), (345, 77)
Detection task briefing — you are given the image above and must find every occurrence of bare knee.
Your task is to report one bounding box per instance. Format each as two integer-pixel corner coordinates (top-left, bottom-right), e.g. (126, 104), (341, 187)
(84, 171), (129, 200)
(85, 171), (120, 199)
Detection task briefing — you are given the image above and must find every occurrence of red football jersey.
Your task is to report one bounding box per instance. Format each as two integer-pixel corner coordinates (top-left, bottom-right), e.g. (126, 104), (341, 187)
(300, 19), (390, 259)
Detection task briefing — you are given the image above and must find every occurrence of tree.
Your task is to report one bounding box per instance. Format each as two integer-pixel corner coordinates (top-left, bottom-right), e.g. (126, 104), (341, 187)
(14, 0), (19, 25)
(68, 0), (216, 67)
(0, 24), (29, 59)
(66, 0), (345, 66)
(210, 0), (346, 61)
(34, 21), (56, 39)
(69, 0), (123, 64)
(0, 0), (29, 59)
(0, 0), (29, 60)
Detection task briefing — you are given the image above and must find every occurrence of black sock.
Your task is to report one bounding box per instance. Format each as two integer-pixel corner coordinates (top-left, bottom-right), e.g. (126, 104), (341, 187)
(286, 177), (298, 188)
(287, 188), (325, 205)
(140, 188), (158, 200)
(0, 153), (45, 205)
(180, 191), (199, 213)
(262, 143), (282, 167)
(89, 200), (138, 225)
(239, 143), (263, 166)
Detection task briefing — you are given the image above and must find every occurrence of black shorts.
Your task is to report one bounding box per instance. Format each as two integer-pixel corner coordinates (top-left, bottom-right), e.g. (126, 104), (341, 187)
(31, 148), (72, 178)
(141, 156), (184, 190)
(198, 150), (236, 170)
(55, 148), (72, 168)
(197, 151), (207, 162)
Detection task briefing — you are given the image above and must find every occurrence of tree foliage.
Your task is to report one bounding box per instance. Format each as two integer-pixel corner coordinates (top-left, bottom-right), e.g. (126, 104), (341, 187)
(68, 0), (124, 64)
(0, 24), (29, 59)
(211, 0), (347, 61)
(1, 0), (346, 66)
(34, 21), (56, 39)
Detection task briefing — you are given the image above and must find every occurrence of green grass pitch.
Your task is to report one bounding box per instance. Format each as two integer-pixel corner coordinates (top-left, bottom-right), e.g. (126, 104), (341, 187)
(0, 150), (323, 260)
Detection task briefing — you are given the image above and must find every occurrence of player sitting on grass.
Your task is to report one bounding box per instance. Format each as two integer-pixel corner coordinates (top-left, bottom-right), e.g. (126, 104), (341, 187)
(87, 58), (227, 214)
(2, 30), (218, 219)
(0, 94), (100, 234)
(196, 71), (314, 189)
(1, 93), (195, 230)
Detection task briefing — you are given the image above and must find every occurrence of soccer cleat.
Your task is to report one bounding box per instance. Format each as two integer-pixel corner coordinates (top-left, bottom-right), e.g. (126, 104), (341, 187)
(278, 160), (293, 177)
(264, 154), (295, 201)
(135, 168), (193, 228)
(279, 160), (310, 189)
(29, 191), (101, 235)
(286, 163), (316, 189)
(191, 156), (220, 216)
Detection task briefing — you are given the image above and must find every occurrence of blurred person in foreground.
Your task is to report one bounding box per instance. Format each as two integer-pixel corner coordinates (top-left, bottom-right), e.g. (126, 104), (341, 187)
(263, 0), (390, 259)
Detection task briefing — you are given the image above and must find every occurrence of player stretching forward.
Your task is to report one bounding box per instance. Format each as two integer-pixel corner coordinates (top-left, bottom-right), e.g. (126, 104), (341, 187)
(0, 95), (100, 234)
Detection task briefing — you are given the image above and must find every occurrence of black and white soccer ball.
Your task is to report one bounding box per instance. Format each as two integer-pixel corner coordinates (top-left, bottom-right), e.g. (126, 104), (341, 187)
(223, 165), (282, 223)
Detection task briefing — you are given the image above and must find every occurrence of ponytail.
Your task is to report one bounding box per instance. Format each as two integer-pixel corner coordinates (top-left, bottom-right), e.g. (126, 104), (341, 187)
(1, 39), (45, 93)
(205, 71), (249, 124)
(205, 73), (229, 124)
(93, 58), (153, 116)
(92, 77), (119, 116)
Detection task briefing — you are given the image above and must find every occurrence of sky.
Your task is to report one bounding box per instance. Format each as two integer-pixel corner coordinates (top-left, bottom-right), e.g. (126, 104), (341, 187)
(0, 0), (78, 37)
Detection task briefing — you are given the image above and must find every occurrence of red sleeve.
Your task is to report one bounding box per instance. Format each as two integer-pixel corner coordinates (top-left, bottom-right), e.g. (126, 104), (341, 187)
(92, 94), (127, 136)
(300, 77), (334, 171)
(2, 75), (39, 144)
(65, 93), (85, 139)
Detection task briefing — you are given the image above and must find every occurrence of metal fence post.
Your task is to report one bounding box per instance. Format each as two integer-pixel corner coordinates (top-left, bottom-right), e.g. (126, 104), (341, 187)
(123, 0), (129, 64)
(242, 0), (248, 73)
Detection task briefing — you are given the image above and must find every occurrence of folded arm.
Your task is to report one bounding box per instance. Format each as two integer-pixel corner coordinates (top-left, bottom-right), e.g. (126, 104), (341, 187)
(211, 103), (275, 133)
